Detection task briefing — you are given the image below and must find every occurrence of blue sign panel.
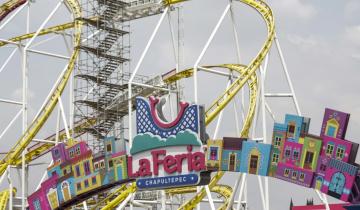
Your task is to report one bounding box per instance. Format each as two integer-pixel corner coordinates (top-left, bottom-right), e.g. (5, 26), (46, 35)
(136, 174), (199, 189)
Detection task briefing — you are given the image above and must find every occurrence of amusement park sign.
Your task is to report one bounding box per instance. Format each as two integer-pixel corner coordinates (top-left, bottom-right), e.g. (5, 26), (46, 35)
(128, 96), (209, 190)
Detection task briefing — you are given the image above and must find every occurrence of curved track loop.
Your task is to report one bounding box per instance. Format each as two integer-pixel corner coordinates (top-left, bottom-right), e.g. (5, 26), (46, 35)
(0, 0), (26, 22)
(0, 0), (273, 209)
(167, 0), (274, 209)
(0, 0), (83, 175)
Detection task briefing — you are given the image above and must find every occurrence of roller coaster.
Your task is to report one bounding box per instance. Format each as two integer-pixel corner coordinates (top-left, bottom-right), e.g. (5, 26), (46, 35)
(0, 0), (359, 209)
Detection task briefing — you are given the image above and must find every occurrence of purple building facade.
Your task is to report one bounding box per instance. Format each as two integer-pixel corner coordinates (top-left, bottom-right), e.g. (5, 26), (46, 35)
(275, 162), (314, 187)
(321, 108), (350, 139)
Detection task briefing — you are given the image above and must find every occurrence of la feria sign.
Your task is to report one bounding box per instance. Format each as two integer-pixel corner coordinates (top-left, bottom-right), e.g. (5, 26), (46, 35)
(128, 96), (210, 190)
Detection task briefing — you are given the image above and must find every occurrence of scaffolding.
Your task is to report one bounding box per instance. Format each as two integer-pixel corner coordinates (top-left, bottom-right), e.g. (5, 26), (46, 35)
(75, 0), (133, 152)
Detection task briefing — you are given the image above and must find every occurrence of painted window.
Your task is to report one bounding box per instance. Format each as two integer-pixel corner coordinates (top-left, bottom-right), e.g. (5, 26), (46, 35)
(284, 169), (290, 177)
(285, 148), (291, 158)
(94, 163), (99, 170)
(293, 150), (300, 160)
(304, 152), (314, 165)
(210, 147), (218, 160)
(249, 156), (257, 169)
(54, 149), (59, 157)
(325, 118), (339, 138)
(100, 161), (105, 168)
(63, 169), (67, 175)
(320, 164), (326, 171)
(75, 146), (81, 155)
(272, 153), (279, 163)
(288, 122), (296, 138)
(327, 126), (336, 137)
(106, 143), (112, 153)
(33, 199), (41, 210)
(84, 179), (89, 188)
(274, 136), (281, 146)
(299, 173), (305, 182)
(326, 143), (335, 156)
(109, 160), (114, 168)
(92, 176), (97, 185)
(292, 171), (298, 179)
(77, 183), (81, 191)
(75, 165), (81, 177)
(84, 161), (91, 175)
(69, 150), (74, 158)
(336, 146), (345, 159)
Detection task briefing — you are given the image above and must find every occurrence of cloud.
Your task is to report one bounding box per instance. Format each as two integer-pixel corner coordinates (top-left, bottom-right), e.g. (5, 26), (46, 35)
(271, 0), (317, 20)
(344, 1), (360, 20)
(11, 88), (35, 101)
(345, 25), (360, 46)
(287, 34), (318, 51)
(130, 129), (202, 155)
(351, 54), (360, 61)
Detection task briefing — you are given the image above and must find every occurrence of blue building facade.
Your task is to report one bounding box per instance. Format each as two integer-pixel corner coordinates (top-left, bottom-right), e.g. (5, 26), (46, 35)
(220, 138), (246, 172)
(240, 141), (272, 176)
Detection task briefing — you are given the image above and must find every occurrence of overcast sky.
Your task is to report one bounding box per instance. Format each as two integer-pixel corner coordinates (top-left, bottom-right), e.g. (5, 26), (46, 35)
(0, 0), (360, 209)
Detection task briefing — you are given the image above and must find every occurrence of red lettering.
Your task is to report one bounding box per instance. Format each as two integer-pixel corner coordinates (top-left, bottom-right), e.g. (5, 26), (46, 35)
(164, 155), (177, 174)
(187, 146), (193, 171)
(151, 150), (166, 176)
(192, 152), (206, 171)
(127, 156), (139, 177)
(174, 154), (187, 173)
(138, 159), (152, 176)
(133, 148), (205, 178)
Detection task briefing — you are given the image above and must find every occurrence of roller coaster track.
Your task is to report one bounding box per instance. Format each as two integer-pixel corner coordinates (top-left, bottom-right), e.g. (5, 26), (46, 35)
(0, 188), (16, 210)
(96, 63), (258, 209)
(166, 0), (274, 209)
(0, 0), (82, 176)
(0, 0), (272, 209)
(0, 0), (26, 22)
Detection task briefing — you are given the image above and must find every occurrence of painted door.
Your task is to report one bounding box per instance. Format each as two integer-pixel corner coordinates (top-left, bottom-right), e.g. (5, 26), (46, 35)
(229, 154), (236, 171)
(249, 155), (259, 174)
(328, 172), (346, 199)
(47, 188), (59, 209)
(315, 177), (323, 190)
(304, 151), (314, 169)
(116, 166), (123, 181)
(62, 181), (71, 201)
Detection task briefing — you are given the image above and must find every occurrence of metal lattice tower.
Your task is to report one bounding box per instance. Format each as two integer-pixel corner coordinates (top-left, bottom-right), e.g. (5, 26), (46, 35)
(74, 0), (133, 152)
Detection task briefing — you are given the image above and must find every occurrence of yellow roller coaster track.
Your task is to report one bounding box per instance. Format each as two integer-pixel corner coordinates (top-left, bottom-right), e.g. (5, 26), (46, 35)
(0, 0), (82, 175)
(0, 0), (273, 209)
(172, 0), (274, 208)
(0, 188), (16, 210)
(0, 0), (26, 21)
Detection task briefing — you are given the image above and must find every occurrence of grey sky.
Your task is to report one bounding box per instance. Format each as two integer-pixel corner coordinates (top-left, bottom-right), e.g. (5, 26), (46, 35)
(1, 0), (360, 209)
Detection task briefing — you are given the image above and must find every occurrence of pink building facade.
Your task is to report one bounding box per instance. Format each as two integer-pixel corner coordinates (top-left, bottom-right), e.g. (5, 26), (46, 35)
(283, 141), (303, 167)
(320, 158), (358, 201)
(28, 174), (59, 210)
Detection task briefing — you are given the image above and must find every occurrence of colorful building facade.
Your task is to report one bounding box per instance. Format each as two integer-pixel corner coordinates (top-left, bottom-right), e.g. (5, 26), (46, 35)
(221, 137), (246, 172)
(283, 141), (303, 167)
(268, 123), (288, 177)
(321, 108), (350, 139)
(300, 135), (322, 171)
(206, 140), (223, 171)
(284, 114), (310, 143)
(28, 137), (128, 210)
(320, 158), (358, 201)
(240, 141), (271, 176)
(275, 162), (314, 187)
